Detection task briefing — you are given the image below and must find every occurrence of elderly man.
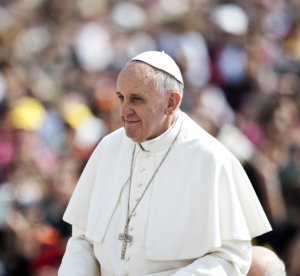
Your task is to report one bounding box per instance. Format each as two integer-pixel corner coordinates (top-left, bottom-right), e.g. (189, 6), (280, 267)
(58, 51), (271, 276)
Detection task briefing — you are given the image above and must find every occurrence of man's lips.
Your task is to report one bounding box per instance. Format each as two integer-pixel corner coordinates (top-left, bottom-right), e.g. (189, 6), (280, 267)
(124, 119), (141, 124)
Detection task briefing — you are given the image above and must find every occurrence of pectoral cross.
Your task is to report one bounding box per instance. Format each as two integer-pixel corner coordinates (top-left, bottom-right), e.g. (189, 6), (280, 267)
(119, 223), (132, 260)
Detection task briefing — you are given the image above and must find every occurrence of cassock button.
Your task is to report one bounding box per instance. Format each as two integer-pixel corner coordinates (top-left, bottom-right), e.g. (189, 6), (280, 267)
(144, 154), (149, 158)
(135, 197), (140, 201)
(139, 167), (145, 172)
(132, 212), (136, 216)
(129, 227), (133, 231)
(124, 272), (128, 276)
(125, 257), (130, 261)
(138, 182), (142, 187)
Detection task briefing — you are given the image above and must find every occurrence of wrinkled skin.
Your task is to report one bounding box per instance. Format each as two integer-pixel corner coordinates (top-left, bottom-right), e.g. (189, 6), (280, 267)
(116, 63), (180, 143)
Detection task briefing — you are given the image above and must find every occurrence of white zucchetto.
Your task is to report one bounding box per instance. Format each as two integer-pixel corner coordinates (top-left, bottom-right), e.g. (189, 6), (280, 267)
(129, 51), (184, 86)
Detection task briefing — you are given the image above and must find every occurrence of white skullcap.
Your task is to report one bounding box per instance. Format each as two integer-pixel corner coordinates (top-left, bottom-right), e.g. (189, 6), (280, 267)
(129, 51), (184, 86)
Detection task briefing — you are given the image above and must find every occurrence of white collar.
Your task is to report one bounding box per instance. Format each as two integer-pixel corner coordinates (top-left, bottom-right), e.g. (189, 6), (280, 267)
(137, 111), (182, 153)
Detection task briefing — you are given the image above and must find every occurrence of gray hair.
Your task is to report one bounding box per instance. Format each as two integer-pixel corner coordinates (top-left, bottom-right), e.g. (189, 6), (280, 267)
(126, 60), (183, 99)
(265, 259), (286, 276)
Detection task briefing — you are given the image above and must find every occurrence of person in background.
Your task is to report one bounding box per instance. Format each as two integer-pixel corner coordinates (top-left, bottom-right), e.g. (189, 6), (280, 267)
(248, 246), (286, 276)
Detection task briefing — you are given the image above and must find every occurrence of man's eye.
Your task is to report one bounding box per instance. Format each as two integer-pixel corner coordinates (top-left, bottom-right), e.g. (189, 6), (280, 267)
(132, 97), (141, 100)
(118, 96), (124, 99)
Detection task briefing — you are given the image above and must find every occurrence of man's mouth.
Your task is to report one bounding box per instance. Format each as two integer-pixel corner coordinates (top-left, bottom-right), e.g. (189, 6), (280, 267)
(124, 119), (141, 124)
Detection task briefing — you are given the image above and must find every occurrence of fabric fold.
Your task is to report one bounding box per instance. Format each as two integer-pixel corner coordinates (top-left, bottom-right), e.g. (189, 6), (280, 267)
(63, 112), (271, 260)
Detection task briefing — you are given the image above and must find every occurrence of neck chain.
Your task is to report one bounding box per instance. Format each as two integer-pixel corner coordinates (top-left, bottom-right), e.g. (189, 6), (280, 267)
(118, 114), (183, 260)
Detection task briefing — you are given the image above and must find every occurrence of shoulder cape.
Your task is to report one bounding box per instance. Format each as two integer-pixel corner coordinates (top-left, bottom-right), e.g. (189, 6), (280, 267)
(63, 113), (271, 260)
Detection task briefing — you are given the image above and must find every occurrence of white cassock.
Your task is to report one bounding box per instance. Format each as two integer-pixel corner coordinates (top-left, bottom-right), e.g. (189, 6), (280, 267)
(58, 112), (272, 276)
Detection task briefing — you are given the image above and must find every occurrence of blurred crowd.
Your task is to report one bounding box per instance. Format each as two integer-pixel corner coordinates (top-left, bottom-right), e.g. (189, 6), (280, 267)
(0, 0), (300, 275)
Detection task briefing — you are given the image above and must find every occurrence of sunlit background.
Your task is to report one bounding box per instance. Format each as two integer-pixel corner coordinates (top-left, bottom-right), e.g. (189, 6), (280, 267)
(0, 0), (300, 275)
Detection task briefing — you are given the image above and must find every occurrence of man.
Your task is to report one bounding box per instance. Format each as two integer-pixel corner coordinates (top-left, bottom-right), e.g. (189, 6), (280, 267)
(58, 51), (272, 276)
(248, 246), (286, 276)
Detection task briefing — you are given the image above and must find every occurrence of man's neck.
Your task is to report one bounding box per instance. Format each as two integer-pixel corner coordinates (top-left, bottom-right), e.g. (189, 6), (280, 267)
(146, 111), (179, 141)
(139, 111), (181, 153)
(166, 111), (179, 131)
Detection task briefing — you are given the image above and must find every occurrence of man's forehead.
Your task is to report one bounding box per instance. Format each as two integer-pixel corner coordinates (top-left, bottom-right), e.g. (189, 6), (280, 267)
(118, 62), (155, 81)
(117, 63), (159, 98)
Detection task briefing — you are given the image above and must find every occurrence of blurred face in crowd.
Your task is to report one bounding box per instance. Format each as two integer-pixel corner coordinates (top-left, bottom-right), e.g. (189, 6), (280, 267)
(267, 97), (298, 142)
(116, 62), (179, 143)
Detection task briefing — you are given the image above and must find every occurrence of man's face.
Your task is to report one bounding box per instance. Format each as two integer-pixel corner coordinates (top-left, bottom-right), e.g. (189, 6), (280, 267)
(116, 63), (169, 143)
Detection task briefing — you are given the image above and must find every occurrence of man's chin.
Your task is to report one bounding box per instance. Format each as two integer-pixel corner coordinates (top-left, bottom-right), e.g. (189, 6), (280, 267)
(124, 129), (144, 143)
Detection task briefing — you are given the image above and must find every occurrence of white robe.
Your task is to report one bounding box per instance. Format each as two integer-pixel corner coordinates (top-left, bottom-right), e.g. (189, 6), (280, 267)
(59, 112), (271, 276)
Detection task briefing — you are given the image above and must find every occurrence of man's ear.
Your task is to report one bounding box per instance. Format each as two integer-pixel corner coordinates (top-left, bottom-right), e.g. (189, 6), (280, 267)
(165, 91), (181, 115)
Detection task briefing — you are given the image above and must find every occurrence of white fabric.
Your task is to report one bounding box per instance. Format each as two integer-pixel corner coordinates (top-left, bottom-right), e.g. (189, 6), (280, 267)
(101, 267), (180, 276)
(89, 114), (199, 276)
(59, 227), (101, 276)
(129, 51), (184, 86)
(60, 111), (271, 275)
(60, 224), (251, 276)
(59, 224), (251, 276)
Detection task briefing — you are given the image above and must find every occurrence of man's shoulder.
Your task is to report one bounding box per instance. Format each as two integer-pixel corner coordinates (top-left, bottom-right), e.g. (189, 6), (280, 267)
(101, 127), (127, 145)
(182, 113), (236, 165)
(92, 127), (130, 156)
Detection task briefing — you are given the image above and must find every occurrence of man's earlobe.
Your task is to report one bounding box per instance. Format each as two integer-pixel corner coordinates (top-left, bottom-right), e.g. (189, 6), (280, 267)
(165, 108), (172, 115)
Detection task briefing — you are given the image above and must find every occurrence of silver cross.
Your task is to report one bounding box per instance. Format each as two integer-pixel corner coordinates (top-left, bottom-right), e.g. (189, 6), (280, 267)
(119, 224), (132, 260)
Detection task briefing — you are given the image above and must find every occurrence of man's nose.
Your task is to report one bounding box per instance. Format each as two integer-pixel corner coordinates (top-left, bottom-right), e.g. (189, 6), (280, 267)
(120, 102), (134, 117)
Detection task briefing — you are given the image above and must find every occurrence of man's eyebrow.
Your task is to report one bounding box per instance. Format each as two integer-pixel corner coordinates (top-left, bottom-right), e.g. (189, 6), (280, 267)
(116, 92), (143, 98)
(130, 93), (143, 98)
